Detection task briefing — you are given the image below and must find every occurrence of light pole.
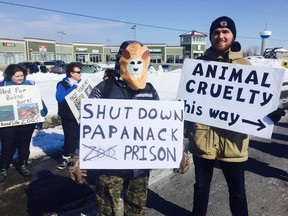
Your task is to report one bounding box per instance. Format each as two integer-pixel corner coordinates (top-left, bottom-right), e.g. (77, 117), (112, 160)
(57, 30), (66, 60)
(106, 39), (110, 65)
(131, 25), (136, 40)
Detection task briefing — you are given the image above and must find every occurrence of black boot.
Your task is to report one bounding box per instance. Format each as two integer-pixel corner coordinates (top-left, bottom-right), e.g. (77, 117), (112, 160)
(19, 161), (31, 177)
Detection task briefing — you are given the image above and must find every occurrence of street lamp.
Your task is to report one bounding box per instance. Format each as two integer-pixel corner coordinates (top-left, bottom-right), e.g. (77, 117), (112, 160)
(131, 25), (136, 40)
(29, 48), (33, 61)
(57, 30), (66, 60)
(106, 39), (110, 65)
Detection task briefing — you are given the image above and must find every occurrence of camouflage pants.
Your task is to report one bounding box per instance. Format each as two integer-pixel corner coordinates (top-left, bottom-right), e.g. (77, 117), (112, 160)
(96, 173), (149, 216)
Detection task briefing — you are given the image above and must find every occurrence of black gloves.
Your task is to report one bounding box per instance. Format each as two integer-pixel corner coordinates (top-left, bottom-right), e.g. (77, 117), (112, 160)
(267, 108), (286, 123)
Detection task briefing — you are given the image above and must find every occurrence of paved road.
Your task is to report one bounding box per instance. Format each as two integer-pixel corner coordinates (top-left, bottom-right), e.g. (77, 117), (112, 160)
(0, 116), (288, 216)
(145, 115), (288, 216)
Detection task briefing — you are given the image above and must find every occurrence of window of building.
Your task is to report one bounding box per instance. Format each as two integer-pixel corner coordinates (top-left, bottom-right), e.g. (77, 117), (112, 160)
(150, 54), (162, 63)
(0, 52), (24, 64)
(0, 53), (5, 64)
(90, 54), (102, 63)
(76, 54), (89, 63)
(166, 55), (183, 63)
(175, 55), (183, 63)
(56, 53), (73, 63)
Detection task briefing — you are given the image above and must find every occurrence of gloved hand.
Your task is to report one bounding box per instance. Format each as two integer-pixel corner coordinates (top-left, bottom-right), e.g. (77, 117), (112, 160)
(173, 150), (190, 174)
(67, 154), (87, 184)
(267, 108), (286, 123)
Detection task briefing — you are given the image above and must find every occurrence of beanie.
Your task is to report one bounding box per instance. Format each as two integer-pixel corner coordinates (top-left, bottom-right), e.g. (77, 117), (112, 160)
(209, 16), (236, 40)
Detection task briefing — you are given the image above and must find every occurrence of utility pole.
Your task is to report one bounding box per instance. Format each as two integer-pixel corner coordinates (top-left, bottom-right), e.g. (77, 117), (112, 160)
(57, 30), (66, 60)
(106, 39), (110, 65)
(131, 25), (136, 40)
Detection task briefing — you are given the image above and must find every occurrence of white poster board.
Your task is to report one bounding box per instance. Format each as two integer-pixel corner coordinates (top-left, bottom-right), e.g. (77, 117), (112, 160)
(177, 59), (285, 139)
(79, 99), (184, 170)
(0, 85), (45, 127)
(65, 78), (97, 123)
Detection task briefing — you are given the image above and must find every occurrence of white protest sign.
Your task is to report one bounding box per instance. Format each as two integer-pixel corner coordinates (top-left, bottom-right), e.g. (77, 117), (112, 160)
(0, 85), (45, 127)
(65, 78), (96, 123)
(177, 59), (285, 139)
(79, 99), (184, 169)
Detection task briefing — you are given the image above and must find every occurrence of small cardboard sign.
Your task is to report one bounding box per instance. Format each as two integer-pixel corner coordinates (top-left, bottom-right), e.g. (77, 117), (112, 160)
(0, 85), (44, 127)
(65, 78), (97, 123)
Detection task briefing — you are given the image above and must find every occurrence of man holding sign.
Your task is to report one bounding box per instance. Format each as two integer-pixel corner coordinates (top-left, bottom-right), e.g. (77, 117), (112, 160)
(88, 41), (159, 216)
(184, 16), (251, 216)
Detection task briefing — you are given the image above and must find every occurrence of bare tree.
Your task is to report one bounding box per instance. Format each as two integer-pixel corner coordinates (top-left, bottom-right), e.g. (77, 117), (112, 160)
(252, 46), (259, 55)
(244, 46), (260, 57)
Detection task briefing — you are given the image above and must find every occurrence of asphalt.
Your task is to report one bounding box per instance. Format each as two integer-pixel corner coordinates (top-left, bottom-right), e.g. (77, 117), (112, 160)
(0, 117), (288, 216)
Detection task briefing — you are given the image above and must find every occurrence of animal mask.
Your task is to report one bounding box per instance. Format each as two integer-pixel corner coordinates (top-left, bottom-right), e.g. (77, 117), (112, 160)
(119, 43), (150, 90)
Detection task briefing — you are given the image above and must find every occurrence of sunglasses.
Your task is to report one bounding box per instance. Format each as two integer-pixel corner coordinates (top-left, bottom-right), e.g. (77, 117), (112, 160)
(72, 71), (81, 74)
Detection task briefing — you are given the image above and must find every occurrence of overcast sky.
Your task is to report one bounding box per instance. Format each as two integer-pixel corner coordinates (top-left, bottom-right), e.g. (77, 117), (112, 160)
(0, 0), (287, 52)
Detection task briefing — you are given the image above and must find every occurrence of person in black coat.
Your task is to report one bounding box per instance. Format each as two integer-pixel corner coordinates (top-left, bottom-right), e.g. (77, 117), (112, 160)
(89, 41), (159, 216)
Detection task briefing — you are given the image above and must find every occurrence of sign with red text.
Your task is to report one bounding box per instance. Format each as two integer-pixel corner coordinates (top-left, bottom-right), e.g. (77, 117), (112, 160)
(0, 85), (44, 127)
(79, 99), (184, 169)
(177, 59), (285, 139)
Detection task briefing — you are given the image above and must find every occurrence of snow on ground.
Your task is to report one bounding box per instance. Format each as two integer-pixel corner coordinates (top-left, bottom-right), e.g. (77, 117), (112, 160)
(0, 59), (287, 159)
(0, 67), (182, 159)
(246, 57), (288, 91)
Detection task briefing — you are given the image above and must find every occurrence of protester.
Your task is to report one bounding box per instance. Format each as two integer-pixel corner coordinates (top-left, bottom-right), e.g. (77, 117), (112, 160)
(185, 16), (251, 216)
(40, 62), (48, 73)
(88, 41), (159, 215)
(102, 68), (115, 80)
(0, 64), (48, 181)
(55, 62), (82, 170)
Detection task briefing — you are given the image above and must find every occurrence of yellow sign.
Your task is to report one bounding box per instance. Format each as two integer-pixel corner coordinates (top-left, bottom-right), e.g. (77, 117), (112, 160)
(281, 61), (288, 69)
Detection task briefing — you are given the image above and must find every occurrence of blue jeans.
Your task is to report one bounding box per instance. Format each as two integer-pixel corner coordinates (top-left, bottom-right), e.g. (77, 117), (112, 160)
(192, 155), (248, 216)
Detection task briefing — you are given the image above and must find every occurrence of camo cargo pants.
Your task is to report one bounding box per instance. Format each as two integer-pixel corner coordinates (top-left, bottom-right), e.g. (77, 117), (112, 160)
(96, 173), (149, 216)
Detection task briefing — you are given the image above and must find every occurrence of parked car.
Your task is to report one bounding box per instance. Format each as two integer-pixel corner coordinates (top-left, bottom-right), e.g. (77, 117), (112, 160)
(81, 64), (100, 73)
(70, 62), (84, 67)
(51, 60), (65, 65)
(93, 63), (103, 71)
(44, 61), (59, 72)
(18, 62), (39, 74)
(50, 63), (68, 74)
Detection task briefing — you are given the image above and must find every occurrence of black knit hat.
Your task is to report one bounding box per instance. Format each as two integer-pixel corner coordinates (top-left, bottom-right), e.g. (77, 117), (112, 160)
(209, 16), (236, 40)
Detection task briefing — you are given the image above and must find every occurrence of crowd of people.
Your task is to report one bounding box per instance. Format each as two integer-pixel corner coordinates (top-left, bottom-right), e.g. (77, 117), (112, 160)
(0, 16), (286, 216)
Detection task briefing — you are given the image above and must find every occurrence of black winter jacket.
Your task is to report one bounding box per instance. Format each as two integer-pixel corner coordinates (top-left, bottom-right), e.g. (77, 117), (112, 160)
(89, 77), (160, 178)
(57, 80), (76, 120)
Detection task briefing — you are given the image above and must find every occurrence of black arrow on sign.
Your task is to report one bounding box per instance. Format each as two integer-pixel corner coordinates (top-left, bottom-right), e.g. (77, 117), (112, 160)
(242, 119), (266, 131)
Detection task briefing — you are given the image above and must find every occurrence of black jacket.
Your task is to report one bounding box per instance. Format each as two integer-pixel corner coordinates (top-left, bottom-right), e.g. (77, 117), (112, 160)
(57, 80), (76, 120)
(89, 78), (160, 178)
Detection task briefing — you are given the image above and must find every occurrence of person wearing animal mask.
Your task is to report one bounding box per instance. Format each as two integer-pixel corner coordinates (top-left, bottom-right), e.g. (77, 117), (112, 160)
(87, 40), (159, 216)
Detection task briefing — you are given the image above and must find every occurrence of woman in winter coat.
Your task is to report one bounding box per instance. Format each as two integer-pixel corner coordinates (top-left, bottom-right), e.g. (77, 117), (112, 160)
(55, 62), (82, 170)
(0, 64), (48, 181)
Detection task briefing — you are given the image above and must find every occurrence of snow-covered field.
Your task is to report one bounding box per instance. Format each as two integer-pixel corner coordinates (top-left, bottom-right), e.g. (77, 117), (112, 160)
(0, 66), (183, 159)
(0, 58), (287, 159)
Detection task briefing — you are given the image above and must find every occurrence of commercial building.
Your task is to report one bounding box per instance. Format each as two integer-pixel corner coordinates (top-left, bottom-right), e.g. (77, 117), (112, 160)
(0, 31), (207, 68)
